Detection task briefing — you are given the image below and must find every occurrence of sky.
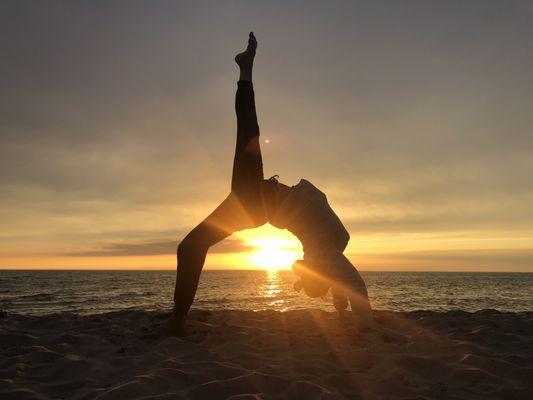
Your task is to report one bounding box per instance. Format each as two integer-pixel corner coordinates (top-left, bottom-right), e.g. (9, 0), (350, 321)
(1, 1), (532, 271)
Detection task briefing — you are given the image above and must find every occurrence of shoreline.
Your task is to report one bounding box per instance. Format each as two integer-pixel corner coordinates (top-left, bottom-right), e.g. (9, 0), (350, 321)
(1, 309), (532, 399)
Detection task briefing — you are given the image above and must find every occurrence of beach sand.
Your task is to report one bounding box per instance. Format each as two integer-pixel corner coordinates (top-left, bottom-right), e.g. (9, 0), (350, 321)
(1, 309), (532, 399)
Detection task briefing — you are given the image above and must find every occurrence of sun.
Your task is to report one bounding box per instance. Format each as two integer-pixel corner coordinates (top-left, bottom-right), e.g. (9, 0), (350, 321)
(251, 243), (299, 270)
(237, 224), (303, 271)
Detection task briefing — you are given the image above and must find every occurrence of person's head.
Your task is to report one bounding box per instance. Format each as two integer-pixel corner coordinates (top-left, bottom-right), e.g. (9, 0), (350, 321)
(292, 260), (329, 298)
(260, 175), (290, 220)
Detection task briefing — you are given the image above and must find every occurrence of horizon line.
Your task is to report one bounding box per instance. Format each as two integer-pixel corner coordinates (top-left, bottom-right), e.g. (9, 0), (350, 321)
(0, 268), (531, 273)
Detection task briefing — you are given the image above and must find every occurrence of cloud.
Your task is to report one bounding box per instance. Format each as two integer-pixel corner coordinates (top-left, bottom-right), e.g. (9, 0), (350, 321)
(67, 238), (254, 257)
(355, 249), (533, 271)
(1, 1), (533, 270)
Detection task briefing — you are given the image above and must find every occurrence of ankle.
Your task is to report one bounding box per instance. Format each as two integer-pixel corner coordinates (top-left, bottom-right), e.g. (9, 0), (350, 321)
(239, 69), (252, 82)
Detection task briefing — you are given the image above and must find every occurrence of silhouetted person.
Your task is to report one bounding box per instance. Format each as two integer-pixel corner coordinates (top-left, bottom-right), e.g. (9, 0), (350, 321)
(168, 33), (371, 334)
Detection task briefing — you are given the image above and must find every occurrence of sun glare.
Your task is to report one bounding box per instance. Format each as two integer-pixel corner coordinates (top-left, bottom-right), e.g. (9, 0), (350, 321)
(236, 224), (303, 270)
(251, 243), (298, 270)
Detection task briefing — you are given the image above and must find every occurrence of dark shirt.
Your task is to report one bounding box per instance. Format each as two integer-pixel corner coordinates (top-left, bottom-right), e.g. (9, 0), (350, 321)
(269, 179), (350, 257)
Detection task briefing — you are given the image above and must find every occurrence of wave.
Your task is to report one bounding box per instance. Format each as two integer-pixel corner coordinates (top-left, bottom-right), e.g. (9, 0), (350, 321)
(19, 293), (55, 301)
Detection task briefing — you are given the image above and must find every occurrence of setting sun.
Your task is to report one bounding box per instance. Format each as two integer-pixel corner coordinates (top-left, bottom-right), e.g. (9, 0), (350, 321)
(251, 242), (299, 270)
(237, 225), (303, 270)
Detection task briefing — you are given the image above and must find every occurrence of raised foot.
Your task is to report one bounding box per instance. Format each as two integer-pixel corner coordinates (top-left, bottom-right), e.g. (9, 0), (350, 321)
(235, 32), (257, 69)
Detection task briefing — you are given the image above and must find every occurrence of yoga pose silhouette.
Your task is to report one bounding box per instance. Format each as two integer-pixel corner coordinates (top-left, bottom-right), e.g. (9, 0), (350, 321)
(168, 33), (371, 334)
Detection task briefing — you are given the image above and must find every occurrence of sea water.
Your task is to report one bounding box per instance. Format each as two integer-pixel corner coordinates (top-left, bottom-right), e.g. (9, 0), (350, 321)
(0, 270), (531, 316)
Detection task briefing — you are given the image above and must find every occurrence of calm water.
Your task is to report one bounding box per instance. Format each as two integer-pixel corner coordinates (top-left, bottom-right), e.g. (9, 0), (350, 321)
(0, 270), (531, 316)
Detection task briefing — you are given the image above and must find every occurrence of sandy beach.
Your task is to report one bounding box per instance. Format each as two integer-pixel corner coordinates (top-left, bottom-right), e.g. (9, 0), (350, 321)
(1, 308), (532, 400)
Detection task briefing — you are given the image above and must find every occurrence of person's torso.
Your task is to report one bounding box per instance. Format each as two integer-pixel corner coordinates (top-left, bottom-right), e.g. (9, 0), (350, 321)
(269, 179), (350, 256)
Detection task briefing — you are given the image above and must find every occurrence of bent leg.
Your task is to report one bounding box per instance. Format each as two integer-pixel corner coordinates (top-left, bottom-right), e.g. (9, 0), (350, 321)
(173, 193), (256, 318)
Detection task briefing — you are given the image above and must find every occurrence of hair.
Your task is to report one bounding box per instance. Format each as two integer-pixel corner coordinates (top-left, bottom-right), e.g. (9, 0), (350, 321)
(302, 278), (329, 298)
(292, 260), (329, 298)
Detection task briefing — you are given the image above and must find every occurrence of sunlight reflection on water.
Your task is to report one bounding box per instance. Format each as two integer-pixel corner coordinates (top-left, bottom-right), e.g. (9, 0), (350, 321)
(261, 270), (287, 308)
(1, 270), (532, 315)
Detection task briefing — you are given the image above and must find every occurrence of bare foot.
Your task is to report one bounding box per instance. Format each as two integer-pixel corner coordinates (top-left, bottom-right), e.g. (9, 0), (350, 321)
(165, 312), (186, 336)
(235, 32), (257, 80)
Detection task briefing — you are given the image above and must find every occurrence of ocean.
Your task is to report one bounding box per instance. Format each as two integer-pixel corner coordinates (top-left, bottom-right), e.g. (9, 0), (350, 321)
(0, 270), (531, 316)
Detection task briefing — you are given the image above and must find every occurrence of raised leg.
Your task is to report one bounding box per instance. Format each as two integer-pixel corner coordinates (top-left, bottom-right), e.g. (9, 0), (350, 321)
(232, 33), (266, 227)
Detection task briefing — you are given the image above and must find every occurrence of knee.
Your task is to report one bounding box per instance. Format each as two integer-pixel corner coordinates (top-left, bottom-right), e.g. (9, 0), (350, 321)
(177, 236), (206, 257)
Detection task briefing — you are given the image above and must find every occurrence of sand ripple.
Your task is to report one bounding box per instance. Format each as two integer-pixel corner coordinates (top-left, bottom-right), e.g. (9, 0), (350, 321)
(1, 309), (532, 399)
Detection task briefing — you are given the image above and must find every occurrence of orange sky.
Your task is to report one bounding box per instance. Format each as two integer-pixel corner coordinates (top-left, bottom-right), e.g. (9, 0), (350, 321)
(1, 2), (533, 272)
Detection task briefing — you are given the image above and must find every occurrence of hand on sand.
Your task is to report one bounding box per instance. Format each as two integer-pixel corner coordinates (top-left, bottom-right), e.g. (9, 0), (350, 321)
(339, 310), (375, 333)
(235, 32), (257, 72)
(353, 313), (375, 333)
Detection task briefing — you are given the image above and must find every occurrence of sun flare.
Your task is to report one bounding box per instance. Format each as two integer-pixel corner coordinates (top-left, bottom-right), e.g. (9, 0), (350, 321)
(251, 243), (298, 270)
(237, 225), (303, 270)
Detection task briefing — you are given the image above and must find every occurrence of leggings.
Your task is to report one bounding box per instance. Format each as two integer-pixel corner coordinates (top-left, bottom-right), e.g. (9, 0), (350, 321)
(173, 81), (266, 317)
